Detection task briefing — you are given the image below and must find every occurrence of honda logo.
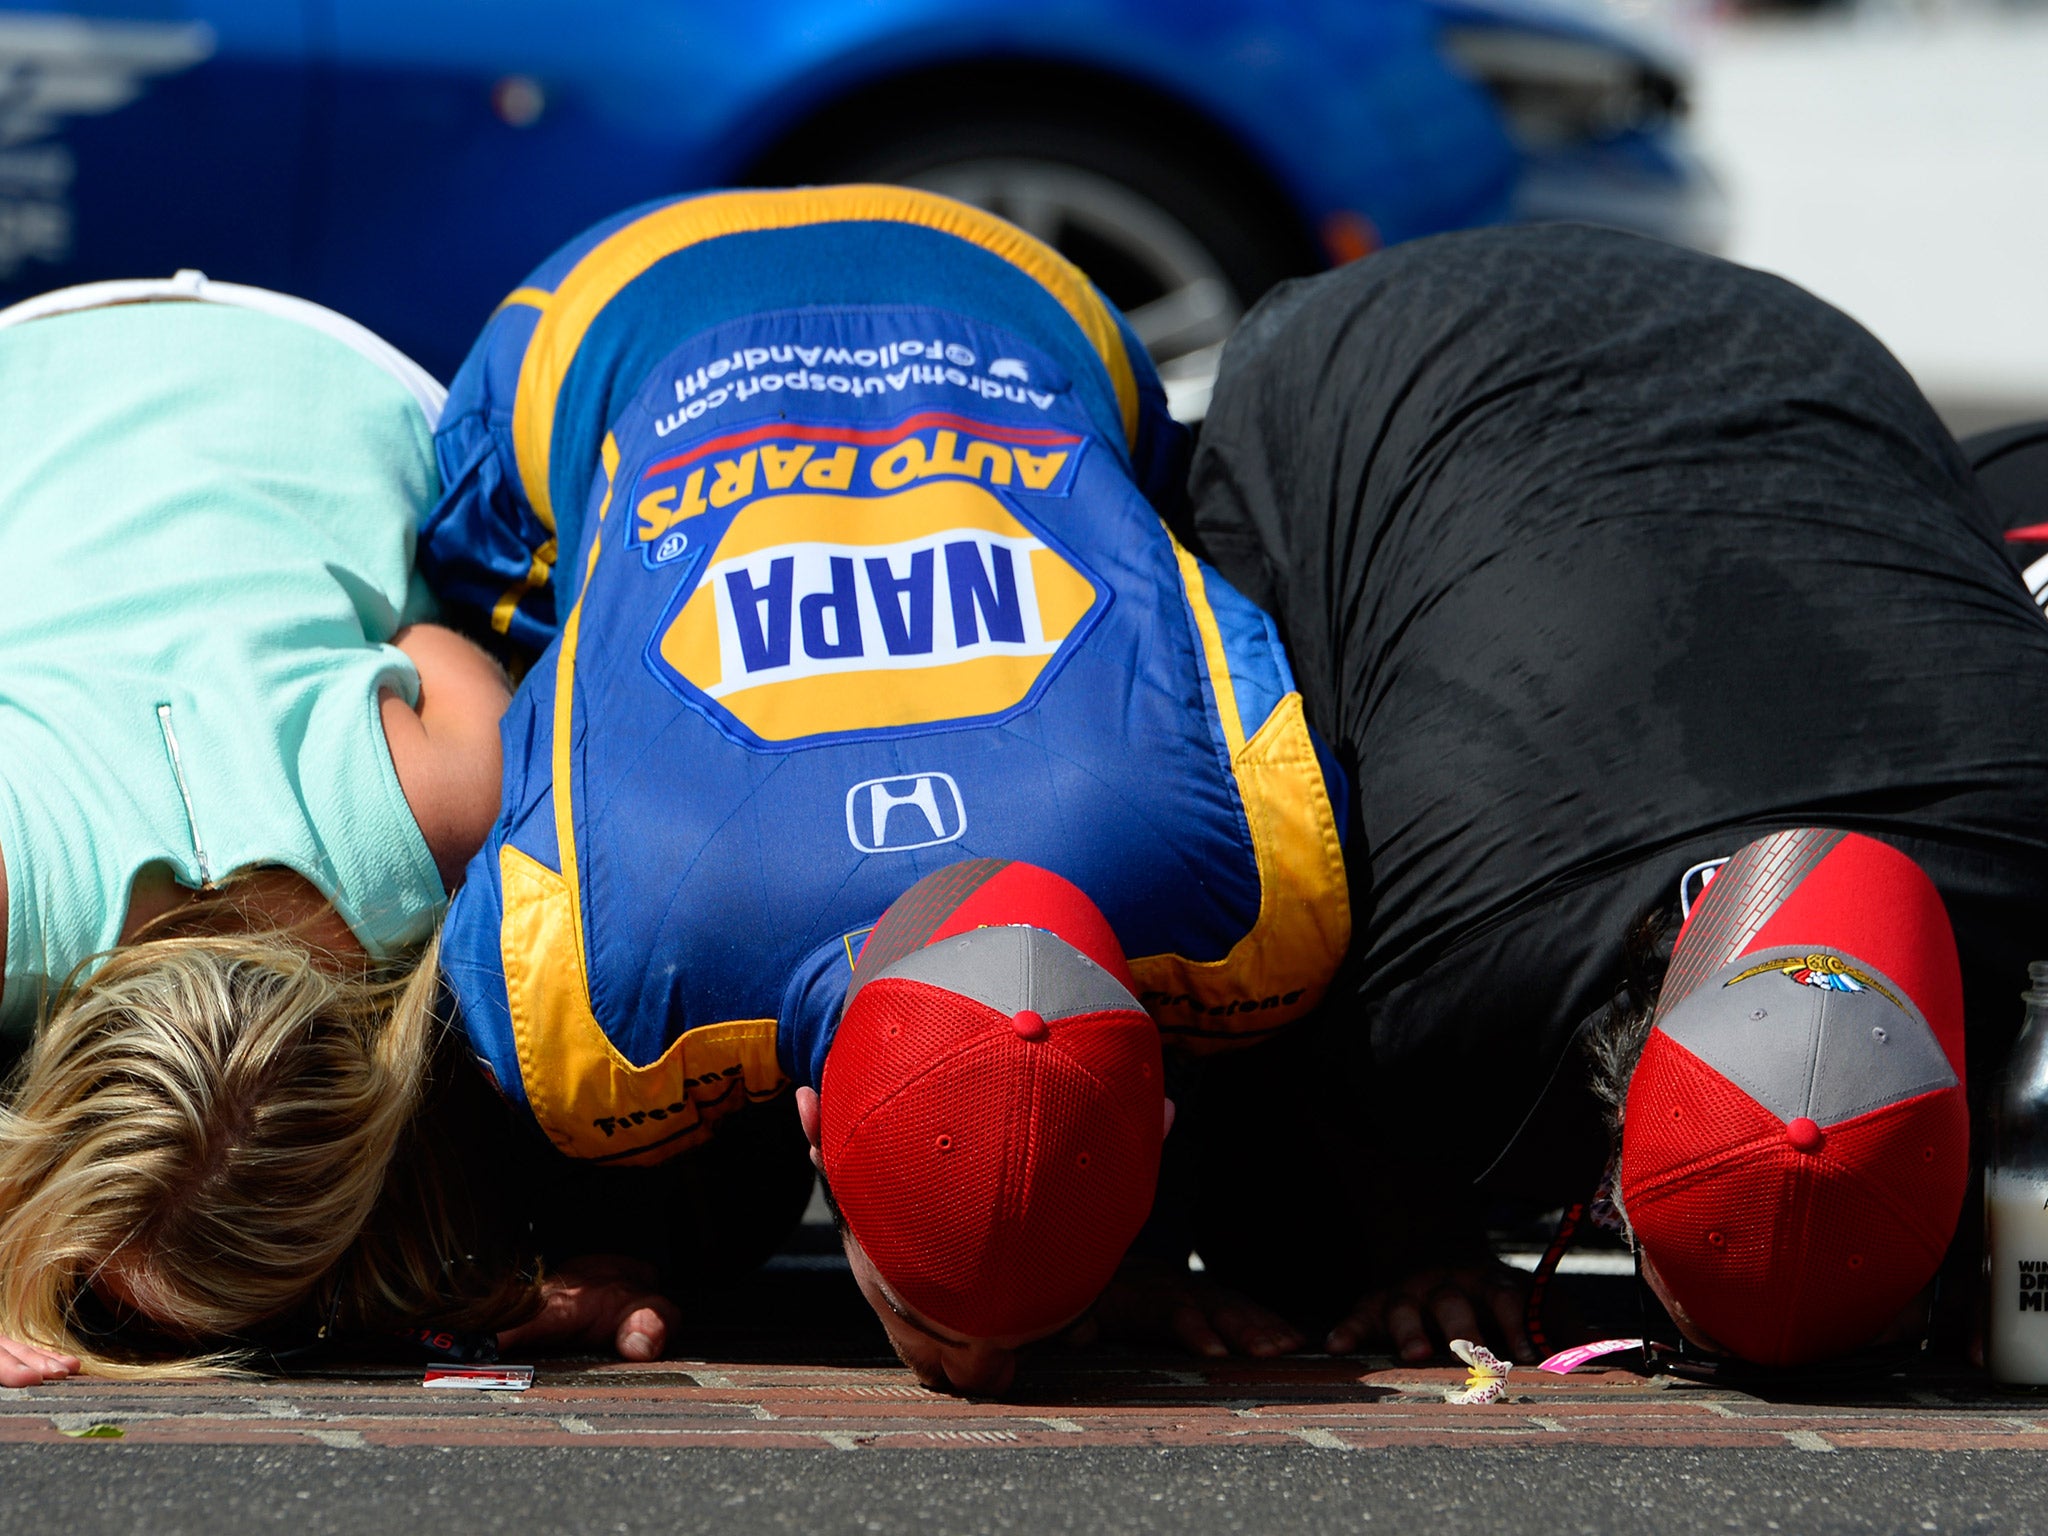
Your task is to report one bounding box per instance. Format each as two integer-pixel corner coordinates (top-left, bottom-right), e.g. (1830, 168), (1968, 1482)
(845, 772), (967, 853)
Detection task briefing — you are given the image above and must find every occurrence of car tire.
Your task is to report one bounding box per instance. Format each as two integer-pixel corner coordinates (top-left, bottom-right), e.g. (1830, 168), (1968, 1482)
(760, 106), (1319, 421)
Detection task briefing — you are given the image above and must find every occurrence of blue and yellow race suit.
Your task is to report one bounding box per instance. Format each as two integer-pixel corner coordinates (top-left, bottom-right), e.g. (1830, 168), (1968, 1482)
(423, 188), (1350, 1166)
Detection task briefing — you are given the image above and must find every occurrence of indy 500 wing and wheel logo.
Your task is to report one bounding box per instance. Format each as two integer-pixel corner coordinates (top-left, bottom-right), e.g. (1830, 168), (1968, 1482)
(639, 411), (1104, 747)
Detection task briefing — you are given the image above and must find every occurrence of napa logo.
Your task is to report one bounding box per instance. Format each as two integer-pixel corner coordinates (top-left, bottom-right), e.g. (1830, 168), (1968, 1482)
(643, 418), (1104, 747)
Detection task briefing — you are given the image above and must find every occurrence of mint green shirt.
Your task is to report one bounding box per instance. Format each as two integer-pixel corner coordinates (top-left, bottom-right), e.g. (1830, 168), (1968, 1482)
(0, 303), (446, 1040)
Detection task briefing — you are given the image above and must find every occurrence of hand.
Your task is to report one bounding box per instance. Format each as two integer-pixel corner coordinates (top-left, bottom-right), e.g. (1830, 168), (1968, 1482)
(1066, 1264), (1305, 1360)
(0, 1333), (79, 1387)
(1326, 1260), (1534, 1364)
(494, 1254), (681, 1363)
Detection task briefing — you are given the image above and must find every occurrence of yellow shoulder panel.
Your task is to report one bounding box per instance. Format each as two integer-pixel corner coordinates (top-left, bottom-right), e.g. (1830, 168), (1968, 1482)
(498, 844), (788, 1165)
(510, 186), (1141, 533)
(497, 286), (552, 315)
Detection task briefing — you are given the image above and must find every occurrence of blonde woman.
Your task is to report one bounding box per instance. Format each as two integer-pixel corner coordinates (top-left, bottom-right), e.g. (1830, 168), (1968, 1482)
(0, 275), (522, 1383)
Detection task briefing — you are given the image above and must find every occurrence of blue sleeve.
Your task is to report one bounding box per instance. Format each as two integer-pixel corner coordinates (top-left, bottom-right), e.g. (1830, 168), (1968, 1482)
(438, 857), (528, 1111)
(776, 929), (869, 1089)
(415, 297), (561, 655)
(1200, 558), (1295, 737)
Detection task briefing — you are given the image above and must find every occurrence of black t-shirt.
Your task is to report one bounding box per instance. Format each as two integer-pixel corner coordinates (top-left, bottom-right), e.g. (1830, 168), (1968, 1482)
(1186, 225), (2048, 1189)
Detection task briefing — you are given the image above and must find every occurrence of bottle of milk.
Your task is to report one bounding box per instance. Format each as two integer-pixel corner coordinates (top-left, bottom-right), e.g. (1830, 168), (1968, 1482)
(1988, 963), (2048, 1385)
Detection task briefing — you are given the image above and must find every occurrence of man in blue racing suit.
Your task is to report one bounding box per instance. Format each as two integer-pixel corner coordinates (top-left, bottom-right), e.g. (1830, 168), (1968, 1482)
(420, 187), (1351, 1391)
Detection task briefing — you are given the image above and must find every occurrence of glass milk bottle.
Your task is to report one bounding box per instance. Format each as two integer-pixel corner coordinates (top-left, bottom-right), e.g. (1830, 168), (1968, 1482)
(1988, 963), (2048, 1384)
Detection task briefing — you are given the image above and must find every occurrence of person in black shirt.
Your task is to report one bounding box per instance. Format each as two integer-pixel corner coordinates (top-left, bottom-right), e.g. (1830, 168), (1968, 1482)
(1171, 224), (2048, 1363)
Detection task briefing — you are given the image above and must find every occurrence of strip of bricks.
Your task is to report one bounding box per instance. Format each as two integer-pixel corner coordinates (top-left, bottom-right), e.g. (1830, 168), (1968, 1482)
(4, 1358), (2047, 1452)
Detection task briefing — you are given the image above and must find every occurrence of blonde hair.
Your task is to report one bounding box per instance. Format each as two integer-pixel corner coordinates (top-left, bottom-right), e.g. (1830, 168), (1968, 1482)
(0, 913), (537, 1376)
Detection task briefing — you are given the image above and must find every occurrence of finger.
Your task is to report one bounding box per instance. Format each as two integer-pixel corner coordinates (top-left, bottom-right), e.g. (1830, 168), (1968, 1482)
(1208, 1299), (1303, 1358)
(615, 1295), (683, 1362)
(1486, 1276), (1537, 1362)
(1171, 1300), (1229, 1359)
(574, 1284), (638, 1348)
(1326, 1293), (1385, 1355)
(0, 1339), (70, 1387)
(19, 1339), (72, 1375)
(0, 1343), (38, 1389)
(1385, 1299), (1434, 1362)
(10, 1338), (76, 1374)
(614, 1306), (664, 1362)
(558, 1279), (659, 1351)
(1426, 1289), (1485, 1355)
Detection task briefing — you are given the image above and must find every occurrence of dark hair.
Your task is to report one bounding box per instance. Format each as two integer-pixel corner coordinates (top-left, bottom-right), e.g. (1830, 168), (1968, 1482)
(815, 1162), (848, 1237)
(1582, 904), (1679, 1137)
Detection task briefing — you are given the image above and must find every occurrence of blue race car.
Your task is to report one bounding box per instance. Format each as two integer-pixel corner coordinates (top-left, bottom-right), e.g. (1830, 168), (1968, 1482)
(0, 0), (1718, 409)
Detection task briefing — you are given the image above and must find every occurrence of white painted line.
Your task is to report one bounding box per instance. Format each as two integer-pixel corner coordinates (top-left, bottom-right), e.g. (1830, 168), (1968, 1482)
(305, 1429), (368, 1450)
(1291, 1427), (1350, 1450)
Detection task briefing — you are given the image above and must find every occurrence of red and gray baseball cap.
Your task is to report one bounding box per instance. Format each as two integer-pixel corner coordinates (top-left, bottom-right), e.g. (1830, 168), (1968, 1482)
(1620, 829), (1969, 1366)
(820, 859), (1164, 1339)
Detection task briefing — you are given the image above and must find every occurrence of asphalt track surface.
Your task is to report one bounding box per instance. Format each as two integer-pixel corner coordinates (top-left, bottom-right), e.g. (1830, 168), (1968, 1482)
(9, 1443), (2048, 1535)
(7, 1256), (2048, 1534)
